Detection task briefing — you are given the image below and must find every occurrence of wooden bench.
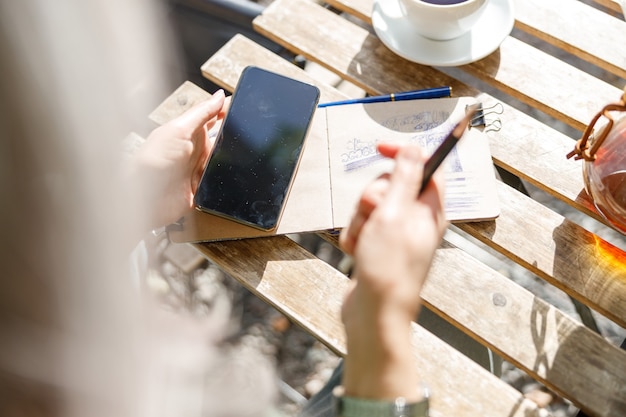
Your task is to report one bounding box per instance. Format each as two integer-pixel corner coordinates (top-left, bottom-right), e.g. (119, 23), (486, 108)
(149, 1), (626, 415)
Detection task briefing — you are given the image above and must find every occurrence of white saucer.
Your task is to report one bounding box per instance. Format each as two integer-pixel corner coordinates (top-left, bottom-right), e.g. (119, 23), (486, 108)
(372, 0), (514, 66)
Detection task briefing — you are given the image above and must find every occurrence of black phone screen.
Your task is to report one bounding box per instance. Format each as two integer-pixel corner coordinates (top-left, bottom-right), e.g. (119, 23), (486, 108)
(194, 66), (320, 230)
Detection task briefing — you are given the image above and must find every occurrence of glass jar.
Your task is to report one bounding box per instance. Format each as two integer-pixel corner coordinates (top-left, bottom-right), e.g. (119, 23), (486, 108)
(582, 116), (626, 234)
(568, 88), (626, 235)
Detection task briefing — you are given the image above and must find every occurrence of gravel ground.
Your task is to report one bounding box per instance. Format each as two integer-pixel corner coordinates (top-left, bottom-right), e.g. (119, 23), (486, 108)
(149, 2), (626, 416)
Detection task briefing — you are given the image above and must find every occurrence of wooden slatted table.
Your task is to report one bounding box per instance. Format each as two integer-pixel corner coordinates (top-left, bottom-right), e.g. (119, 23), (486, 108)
(150, 1), (626, 416)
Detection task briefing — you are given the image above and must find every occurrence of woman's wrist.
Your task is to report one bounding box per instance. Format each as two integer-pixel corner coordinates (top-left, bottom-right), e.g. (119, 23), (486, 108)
(332, 385), (430, 417)
(343, 331), (420, 401)
(342, 291), (421, 401)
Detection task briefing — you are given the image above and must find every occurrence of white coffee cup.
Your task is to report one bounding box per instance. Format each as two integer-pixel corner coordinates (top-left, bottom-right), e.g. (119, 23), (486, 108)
(398, 0), (489, 41)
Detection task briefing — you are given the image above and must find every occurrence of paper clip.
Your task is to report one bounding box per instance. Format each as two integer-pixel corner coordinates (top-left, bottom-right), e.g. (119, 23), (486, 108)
(467, 102), (503, 132)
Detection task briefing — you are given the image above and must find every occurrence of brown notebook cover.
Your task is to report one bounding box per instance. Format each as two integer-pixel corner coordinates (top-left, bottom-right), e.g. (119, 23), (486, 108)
(169, 97), (500, 243)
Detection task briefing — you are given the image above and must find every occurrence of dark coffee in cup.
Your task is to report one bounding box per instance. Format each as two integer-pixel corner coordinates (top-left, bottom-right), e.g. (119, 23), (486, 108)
(420, 0), (469, 4)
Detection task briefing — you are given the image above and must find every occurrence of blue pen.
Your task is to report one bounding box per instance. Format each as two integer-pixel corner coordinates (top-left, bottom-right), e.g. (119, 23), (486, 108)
(317, 86), (452, 108)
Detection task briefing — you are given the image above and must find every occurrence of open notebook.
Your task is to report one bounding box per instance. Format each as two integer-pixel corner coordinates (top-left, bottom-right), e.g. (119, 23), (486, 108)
(168, 96), (500, 243)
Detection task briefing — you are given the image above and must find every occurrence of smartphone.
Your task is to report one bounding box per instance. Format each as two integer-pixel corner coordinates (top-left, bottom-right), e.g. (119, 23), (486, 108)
(194, 66), (321, 230)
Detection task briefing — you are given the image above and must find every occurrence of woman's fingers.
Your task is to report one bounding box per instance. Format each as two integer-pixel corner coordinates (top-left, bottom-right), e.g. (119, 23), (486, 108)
(383, 144), (424, 208)
(176, 89), (226, 130)
(340, 174), (391, 254)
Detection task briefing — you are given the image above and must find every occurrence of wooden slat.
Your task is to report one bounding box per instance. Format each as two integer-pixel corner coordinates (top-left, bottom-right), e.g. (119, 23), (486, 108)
(248, 0), (622, 231)
(141, 0), (626, 412)
(254, 0), (623, 132)
(250, 2), (621, 220)
(463, 35), (621, 131)
(199, 35), (590, 218)
(325, 0), (371, 23)
(592, 0), (624, 14)
(475, 93), (601, 220)
(155, 37), (626, 416)
(148, 81), (211, 125)
(150, 42), (546, 417)
(326, 0), (626, 80)
(145, 76), (539, 417)
(248, 0), (626, 254)
(251, 0), (618, 135)
(191, 237), (543, 417)
(319, 233), (626, 417)
(458, 182), (626, 328)
(254, 0), (478, 96)
(253, 0), (470, 95)
(197, 237), (347, 356)
(198, 36), (626, 328)
(199, 36), (347, 103)
(201, 234), (625, 416)
(512, 0), (626, 79)
(204, 35), (626, 332)
(429, 240), (626, 417)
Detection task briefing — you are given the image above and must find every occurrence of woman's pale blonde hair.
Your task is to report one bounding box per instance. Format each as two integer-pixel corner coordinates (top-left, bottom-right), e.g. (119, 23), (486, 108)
(0, 1), (275, 416)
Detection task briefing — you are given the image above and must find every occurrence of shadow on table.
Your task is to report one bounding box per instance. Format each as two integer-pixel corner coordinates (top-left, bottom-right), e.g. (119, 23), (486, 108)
(527, 293), (626, 416)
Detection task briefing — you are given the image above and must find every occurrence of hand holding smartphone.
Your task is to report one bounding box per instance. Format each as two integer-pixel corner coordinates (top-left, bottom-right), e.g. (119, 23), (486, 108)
(194, 66), (321, 230)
